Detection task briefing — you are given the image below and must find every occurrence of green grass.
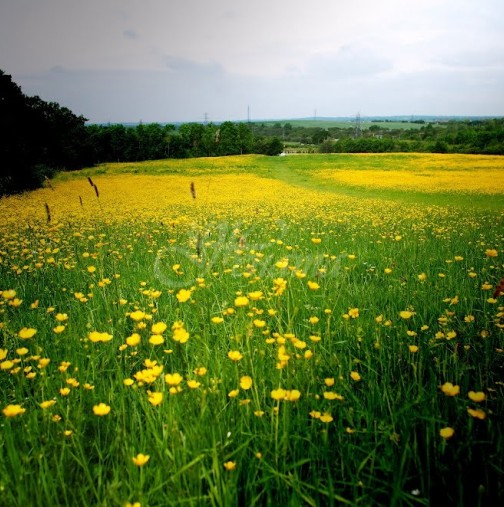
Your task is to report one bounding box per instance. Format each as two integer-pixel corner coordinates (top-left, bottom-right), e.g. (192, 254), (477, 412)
(256, 119), (427, 130)
(1, 154), (504, 506)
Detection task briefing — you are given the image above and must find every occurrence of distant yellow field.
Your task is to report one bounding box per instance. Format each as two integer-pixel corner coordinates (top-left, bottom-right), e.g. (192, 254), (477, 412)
(316, 154), (504, 193)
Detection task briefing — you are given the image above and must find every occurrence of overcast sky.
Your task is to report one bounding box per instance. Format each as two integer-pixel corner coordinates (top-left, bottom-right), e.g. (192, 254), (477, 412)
(1, 0), (503, 123)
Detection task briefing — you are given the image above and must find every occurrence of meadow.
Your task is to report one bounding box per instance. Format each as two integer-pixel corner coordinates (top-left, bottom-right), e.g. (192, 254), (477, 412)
(0, 153), (503, 507)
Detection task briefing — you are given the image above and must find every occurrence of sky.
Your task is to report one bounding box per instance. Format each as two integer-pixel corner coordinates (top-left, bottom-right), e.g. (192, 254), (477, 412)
(1, 0), (503, 123)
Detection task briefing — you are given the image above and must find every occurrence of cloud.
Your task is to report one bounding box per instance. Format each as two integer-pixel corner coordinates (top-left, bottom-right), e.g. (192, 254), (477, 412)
(123, 29), (138, 40)
(162, 56), (224, 77)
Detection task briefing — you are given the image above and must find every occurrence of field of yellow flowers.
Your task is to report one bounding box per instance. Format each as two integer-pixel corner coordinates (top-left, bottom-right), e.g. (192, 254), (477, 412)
(1, 153), (503, 506)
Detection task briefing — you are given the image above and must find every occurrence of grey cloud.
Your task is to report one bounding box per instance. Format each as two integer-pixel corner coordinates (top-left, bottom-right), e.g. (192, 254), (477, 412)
(162, 56), (225, 77)
(123, 29), (138, 40)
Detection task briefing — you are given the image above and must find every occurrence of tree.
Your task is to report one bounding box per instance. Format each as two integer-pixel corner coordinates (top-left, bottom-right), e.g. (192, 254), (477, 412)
(0, 70), (89, 193)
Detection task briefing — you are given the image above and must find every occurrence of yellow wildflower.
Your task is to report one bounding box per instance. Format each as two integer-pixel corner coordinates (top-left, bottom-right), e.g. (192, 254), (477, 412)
(18, 327), (37, 340)
(228, 350), (243, 361)
(2, 404), (26, 417)
(440, 427), (455, 439)
(440, 382), (460, 396)
(92, 403), (111, 416)
(132, 453), (150, 467)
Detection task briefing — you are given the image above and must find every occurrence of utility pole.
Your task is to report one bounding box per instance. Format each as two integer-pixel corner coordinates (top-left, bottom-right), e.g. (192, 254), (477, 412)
(354, 112), (362, 138)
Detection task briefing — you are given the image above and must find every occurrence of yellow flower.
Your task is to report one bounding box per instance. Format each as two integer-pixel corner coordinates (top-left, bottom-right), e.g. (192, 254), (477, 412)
(399, 310), (414, 319)
(0, 349), (7, 360)
(147, 391), (163, 406)
(88, 331), (113, 343)
(2, 289), (16, 300)
(129, 310), (145, 322)
(228, 389), (240, 398)
(323, 392), (344, 401)
(350, 371), (361, 382)
(485, 249), (498, 257)
(132, 453), (150, 467)
(271, 388), (286, 401)
(348, 308), (359, 319)
(307, 281), (320, 290)
(440, 382), (460, 396)
(39, 400), (57, 409)
(2, 404), (26, 417)
(123, 378), (134, 386)
(319, 413), (334, 423)
(309, 316), (319, 325)
(253, 319), (266, 328)
(311, 237), (322, 244)
(172, 327), (189, 344)
(151, 322), (167, 335)
(164, 372), (183, 385)
(275, 259), (289, 269)
(193, 367), (207, 376)
(223, 461), (236, 471)
(53, 325), (66, 334)
(176, 289), (192, 303)
(59, 388), (71, 396)
(439, 427), (455, 439)
(211, 316), (224, 324)
(149, 334), (165, 345)
(417, 273), (427, 281)
(248, 291), (263, 301)
(240, 376), (253, 390)
(228, 350), (243, 362)
(18, 327), (37, 340)
(234, 296), (249, 307)
(9, 298), (23, 308)
(126, 333), (141, 347)
(16, 348), (28, 356)
(408, 345), (419, 353)
(55, 313), (69, 322)
(467, 408), (486, 420)
(87, 265), (96, 273)
(187, 380), (201, 389)
(468, 391), (486, 403)
(92, 403), (111, 416)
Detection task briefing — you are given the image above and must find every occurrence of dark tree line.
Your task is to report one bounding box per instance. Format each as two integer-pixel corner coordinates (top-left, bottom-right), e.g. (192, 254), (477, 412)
(87, 121), (283, 163)
(250, 120), (504, 154)
(317, 120), (504, 155)
(0, 70), (90, 194)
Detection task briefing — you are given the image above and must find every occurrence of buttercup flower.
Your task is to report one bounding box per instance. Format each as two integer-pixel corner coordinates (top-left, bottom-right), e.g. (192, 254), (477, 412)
(132, 453), (150, 467)
(3, 404), (26, 417)
(93, 403), (111, 416)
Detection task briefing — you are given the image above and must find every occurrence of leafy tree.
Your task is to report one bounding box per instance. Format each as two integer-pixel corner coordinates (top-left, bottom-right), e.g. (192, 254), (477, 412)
(0, 70), (88, 194)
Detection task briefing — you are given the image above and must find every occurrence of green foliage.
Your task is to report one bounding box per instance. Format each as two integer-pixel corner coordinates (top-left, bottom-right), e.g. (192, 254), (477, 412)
(0, 70), (89, 194)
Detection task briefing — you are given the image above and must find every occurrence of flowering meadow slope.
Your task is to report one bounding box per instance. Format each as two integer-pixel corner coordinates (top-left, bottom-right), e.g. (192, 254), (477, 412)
(1, 154), (503, 506)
